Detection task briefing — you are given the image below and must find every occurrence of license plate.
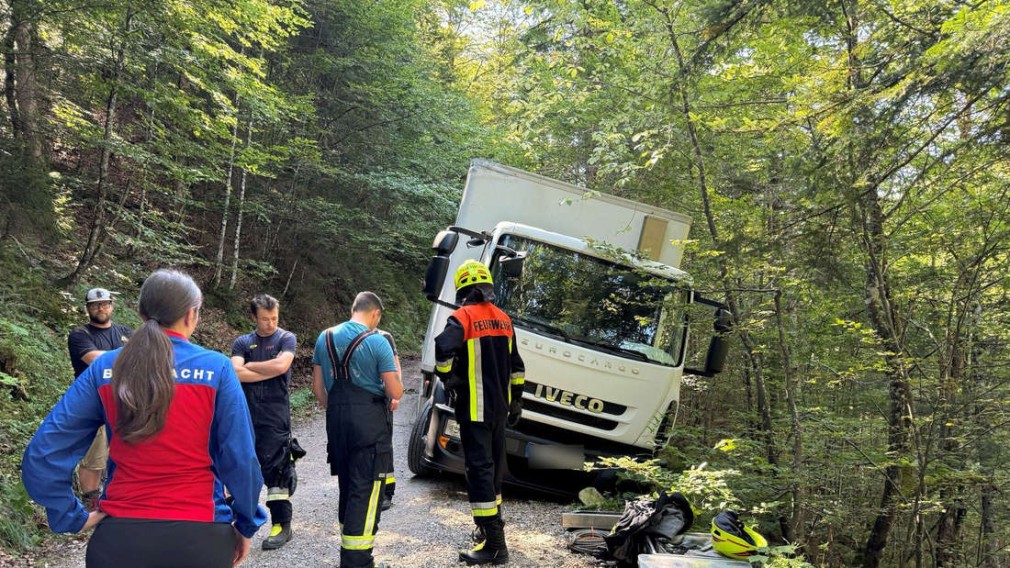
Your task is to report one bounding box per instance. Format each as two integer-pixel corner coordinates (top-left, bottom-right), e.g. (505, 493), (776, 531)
(527, 443), (585, 470)
(443, 419), (460, 439)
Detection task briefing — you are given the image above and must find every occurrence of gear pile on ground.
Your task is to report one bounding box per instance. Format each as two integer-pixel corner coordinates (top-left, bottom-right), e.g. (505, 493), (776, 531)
(602, 491), (695, 567)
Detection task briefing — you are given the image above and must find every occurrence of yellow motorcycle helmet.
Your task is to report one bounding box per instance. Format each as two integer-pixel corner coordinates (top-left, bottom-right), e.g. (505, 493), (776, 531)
(711, 510), (768, 559)
(454, 260), (493, 290)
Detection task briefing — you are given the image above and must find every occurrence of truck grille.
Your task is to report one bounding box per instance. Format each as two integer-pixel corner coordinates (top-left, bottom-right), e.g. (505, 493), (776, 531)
(523, 400), (620, 431)
(523, 381), (628, 416)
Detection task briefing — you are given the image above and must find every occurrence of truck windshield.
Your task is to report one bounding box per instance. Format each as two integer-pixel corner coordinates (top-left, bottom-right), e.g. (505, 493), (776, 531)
(490, 234), (688, 367)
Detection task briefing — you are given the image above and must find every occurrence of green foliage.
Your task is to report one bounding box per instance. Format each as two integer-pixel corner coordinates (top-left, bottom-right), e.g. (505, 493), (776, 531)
(0, 477), (41, 551)
(438, 0), (1010, 565)
(750, 545), (813, 568)
(0, 0), (493, 555)
(289, 387), (318, 418)
(0, 247), (83, 550)
(5, 0), (1010, 564)
(591, 456), (744, 516)
(0, 142), (58, 243)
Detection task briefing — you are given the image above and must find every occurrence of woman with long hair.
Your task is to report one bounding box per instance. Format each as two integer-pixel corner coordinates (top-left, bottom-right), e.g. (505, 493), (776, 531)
(23, 269), (266, 567)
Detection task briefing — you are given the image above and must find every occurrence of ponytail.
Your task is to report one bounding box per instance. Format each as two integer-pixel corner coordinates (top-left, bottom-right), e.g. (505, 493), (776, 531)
(112, 319), (174, 443)
(111, 269), (202, 444)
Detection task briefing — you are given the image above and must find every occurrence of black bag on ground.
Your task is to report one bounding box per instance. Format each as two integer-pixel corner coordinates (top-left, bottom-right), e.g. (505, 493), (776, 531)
(603, 491), (694, 566)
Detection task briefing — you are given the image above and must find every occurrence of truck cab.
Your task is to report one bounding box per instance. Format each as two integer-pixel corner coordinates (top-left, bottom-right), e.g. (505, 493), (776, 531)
(408, 161), (727, 492)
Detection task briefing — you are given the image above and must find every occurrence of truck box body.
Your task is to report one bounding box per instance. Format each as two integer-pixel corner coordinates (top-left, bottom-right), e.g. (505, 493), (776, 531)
(456, 160), (690, 267)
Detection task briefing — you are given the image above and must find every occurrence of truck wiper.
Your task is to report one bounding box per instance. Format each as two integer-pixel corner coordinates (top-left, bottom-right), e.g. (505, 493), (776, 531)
(510, 314), (571, 341)
(566, 337), (652, 362)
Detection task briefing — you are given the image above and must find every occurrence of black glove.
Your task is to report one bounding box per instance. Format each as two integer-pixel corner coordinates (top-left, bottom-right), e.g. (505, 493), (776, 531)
(507, 399), (522, 427)
(290, 437), (307, 462)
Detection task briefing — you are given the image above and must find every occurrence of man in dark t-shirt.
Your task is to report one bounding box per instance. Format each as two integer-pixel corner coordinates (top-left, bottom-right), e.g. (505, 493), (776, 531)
(66, 287), (132, 504)
(68, 288), (132, 378)
(231, 294), (297, 550)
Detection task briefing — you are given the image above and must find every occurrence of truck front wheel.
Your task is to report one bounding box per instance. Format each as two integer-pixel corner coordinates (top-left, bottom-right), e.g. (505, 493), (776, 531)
(408, 398), (437, 477)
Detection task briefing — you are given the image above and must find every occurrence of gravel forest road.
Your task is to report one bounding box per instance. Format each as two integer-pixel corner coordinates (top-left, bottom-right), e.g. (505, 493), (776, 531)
(41, 358), (598, 568)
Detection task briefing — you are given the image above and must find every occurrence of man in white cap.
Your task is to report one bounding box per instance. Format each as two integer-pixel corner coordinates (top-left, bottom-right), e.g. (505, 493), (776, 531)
(66, 287), (132, 506)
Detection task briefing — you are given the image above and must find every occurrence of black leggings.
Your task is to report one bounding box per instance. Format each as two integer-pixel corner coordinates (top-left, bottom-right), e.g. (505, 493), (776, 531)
(86, 517), (235, 568)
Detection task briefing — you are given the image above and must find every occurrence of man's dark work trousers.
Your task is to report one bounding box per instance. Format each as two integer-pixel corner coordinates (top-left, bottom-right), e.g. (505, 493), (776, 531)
(243, 378), (294, 524)
(460, 419), (506, 525)
(86, 518), (235, 568)
(327, 380), (392, 568)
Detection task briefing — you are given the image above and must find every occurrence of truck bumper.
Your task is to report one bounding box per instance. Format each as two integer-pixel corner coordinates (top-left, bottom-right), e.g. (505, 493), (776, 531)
(420, 402), (627, 495)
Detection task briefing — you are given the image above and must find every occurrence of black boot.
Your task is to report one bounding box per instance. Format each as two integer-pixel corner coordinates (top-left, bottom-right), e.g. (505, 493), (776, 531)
(459, 519), (508, 565)
(262, 522), (293, 550)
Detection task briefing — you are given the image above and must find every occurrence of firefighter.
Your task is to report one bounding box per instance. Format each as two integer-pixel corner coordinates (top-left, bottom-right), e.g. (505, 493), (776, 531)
(377, 329), (400, 512)
(434, 260), (525, 565)
(231, 294), (297, 550)
(311, 291), (402, 568)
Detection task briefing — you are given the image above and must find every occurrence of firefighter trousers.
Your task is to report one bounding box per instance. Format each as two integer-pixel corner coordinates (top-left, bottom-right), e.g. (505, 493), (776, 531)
(459, 419), (506, 526)
(327, 382), (392, 568)
(385, 420), (396, 500)
(243, 378), (295, 525)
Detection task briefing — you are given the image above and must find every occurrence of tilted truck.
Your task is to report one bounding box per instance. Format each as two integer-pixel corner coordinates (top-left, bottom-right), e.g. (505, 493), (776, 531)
(408, 160), (730, 491)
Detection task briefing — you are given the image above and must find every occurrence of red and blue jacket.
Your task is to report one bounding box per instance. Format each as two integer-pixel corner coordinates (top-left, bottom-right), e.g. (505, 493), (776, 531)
(22, 332), (267, 537)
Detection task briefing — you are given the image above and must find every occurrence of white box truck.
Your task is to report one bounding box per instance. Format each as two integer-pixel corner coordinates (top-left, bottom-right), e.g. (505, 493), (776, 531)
(408, 160), (729, 491)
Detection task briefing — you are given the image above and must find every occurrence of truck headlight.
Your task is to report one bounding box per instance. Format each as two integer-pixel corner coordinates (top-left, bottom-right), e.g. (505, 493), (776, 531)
(443, 418), (460, 439)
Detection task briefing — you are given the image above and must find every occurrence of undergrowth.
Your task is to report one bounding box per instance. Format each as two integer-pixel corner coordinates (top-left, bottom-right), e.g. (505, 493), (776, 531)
(0, 245), (84, 552)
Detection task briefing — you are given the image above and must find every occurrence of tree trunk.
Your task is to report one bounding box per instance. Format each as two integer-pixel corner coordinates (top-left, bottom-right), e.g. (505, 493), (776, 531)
(212, 97), (241, 288)
(829, 2), (914, 564)
(4, 23), (21, 137)
(4, 0), (42, 161)
(228, 117), (253, 290)
(86, 176), (133, 274)
(935, 502), (965, 567)
(974, 305), (997, 568)
(775, 290), (802, 544)
(935, 295), (971, 566)
(858, 187), (912, 568)
(267, 161), (301, 258)
(63, 6), (133, 286)
(281, 259), (298, 297)
(12, 5), (40, 161)
(978, 482), (996, 567)
(658, 3), (786, 542)
(132, 61), (160, 247)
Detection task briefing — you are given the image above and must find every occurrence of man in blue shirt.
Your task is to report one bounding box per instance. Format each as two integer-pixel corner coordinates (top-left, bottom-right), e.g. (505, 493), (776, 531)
(312, 291), (402, 568)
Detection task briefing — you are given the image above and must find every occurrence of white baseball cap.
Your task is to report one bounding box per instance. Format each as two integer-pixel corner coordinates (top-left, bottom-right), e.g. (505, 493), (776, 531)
(85, 288), (119, 304)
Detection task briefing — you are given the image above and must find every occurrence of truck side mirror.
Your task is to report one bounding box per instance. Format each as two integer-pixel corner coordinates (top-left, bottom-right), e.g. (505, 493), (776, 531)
(705, 336), (728, 374)
(422, 256), (450, 301)
(686, 304), (732, 377)
(433, 230), (459, 255)
(714, 307), (732, 333)
(423, 230), (459, 301)
(705, 308), (733, 374)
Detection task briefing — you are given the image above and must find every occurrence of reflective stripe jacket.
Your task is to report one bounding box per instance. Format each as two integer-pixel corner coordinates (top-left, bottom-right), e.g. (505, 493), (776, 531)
(434, 302), (525, 423)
